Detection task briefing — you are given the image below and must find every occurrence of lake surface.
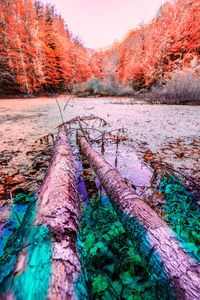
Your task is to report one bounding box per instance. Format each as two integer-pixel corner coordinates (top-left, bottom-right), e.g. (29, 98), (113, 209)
(0, 96), (200, 203)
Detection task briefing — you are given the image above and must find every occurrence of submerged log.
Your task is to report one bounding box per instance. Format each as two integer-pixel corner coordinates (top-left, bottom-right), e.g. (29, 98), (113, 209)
(77, 134), (200, 300)
(36, 126), (81, 299)
(1, 127), (81, 300)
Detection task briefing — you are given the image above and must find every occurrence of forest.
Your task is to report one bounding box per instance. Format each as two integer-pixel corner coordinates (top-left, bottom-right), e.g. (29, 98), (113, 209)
(0, 0), (200, 103)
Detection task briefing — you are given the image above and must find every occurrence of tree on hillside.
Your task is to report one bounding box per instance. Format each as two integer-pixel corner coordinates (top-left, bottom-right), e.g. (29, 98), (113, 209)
(0, 0), (92, 95)
(91, 0), (200, 92)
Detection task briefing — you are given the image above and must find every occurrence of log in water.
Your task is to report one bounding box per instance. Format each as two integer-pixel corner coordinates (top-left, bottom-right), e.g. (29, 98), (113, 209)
(2, 127), (81, 300)
(77, 134), (200, 300)
(36, 126), (81, 299)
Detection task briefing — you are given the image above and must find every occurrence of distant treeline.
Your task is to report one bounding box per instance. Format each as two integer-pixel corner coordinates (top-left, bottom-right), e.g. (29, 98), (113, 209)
(0, 0), (200, 102)
(85, 0), (200, 103)
(93, 0), (200, 88)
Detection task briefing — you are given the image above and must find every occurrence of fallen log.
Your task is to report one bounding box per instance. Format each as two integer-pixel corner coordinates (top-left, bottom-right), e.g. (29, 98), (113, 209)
(35, 126), (81, 299)
(77, 134), (200, 300)
(1, 127), (82, 299)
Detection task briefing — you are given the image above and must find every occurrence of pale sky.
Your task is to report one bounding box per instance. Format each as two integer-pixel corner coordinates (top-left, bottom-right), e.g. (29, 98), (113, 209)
(42, 0), (167, 49)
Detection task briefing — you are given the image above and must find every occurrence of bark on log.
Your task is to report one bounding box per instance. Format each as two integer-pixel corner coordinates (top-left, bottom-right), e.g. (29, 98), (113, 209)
(77, 134), (200, 300)
(0, 127), (81, 300)
(35, 126), (81, 300)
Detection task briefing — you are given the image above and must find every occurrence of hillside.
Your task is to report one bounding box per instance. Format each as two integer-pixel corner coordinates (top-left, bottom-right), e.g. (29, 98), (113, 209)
(0, 0), (199, 102)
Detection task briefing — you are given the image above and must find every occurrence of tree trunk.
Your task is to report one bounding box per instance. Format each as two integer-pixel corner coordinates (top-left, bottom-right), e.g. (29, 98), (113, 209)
(17, 34), (29, 93)
(36, 126), (81, 299)
(1, 127), (81, 300)
(77, 134), (200, 300)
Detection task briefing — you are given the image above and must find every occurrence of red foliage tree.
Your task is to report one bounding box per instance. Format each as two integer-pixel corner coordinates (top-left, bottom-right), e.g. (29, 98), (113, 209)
(90, 0), (200, 91)
(0, 0), (92, 94)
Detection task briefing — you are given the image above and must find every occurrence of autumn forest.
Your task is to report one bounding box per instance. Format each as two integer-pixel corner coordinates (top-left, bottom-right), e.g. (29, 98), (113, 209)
(0, 0), (199, 103)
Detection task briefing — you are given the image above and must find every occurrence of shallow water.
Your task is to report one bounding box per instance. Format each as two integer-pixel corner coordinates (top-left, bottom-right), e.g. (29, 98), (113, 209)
(0, 201), (29, 256)
(0, 96), (199, 202)
(1, 96), (200, 300)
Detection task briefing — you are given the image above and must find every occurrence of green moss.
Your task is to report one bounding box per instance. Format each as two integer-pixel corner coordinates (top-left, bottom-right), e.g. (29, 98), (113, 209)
(161, 176), (200, 259)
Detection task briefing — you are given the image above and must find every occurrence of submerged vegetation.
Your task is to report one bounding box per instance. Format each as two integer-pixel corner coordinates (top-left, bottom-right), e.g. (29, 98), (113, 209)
(76, 196), (158, 299)
(161, 176), (200, 259)
(0, 192), (51, 299)
(0, 193), (36, 294)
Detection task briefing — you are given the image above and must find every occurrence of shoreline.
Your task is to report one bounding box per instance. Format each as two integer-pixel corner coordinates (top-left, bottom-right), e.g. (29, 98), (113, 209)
(0, 93), (199, 106)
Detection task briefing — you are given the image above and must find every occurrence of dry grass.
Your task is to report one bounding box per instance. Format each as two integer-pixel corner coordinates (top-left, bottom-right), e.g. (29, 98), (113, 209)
(149, 68), (200, 104)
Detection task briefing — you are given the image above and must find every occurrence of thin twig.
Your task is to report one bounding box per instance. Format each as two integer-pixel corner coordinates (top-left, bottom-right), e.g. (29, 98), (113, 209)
(63, 94), (74, 111)
(10, 191), (22, 225)
(55, 99), (65, 124)
(56, 115), (101, 129)
(94, 128), (127, 142)
(77, 116), (91, 145)
(151, 161), (200, 188)
(49, 86), (65, 124)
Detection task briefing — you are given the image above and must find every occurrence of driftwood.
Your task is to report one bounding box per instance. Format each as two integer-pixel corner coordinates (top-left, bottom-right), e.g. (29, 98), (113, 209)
(77, 134), (200, 300)
(35, 126), (81, 299)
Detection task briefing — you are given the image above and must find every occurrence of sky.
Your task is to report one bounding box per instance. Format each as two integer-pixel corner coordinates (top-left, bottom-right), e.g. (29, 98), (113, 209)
(42, 0), (167, 49)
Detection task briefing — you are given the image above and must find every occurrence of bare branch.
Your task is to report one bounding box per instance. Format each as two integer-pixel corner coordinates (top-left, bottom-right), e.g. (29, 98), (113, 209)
(151, 161), (200, 188)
